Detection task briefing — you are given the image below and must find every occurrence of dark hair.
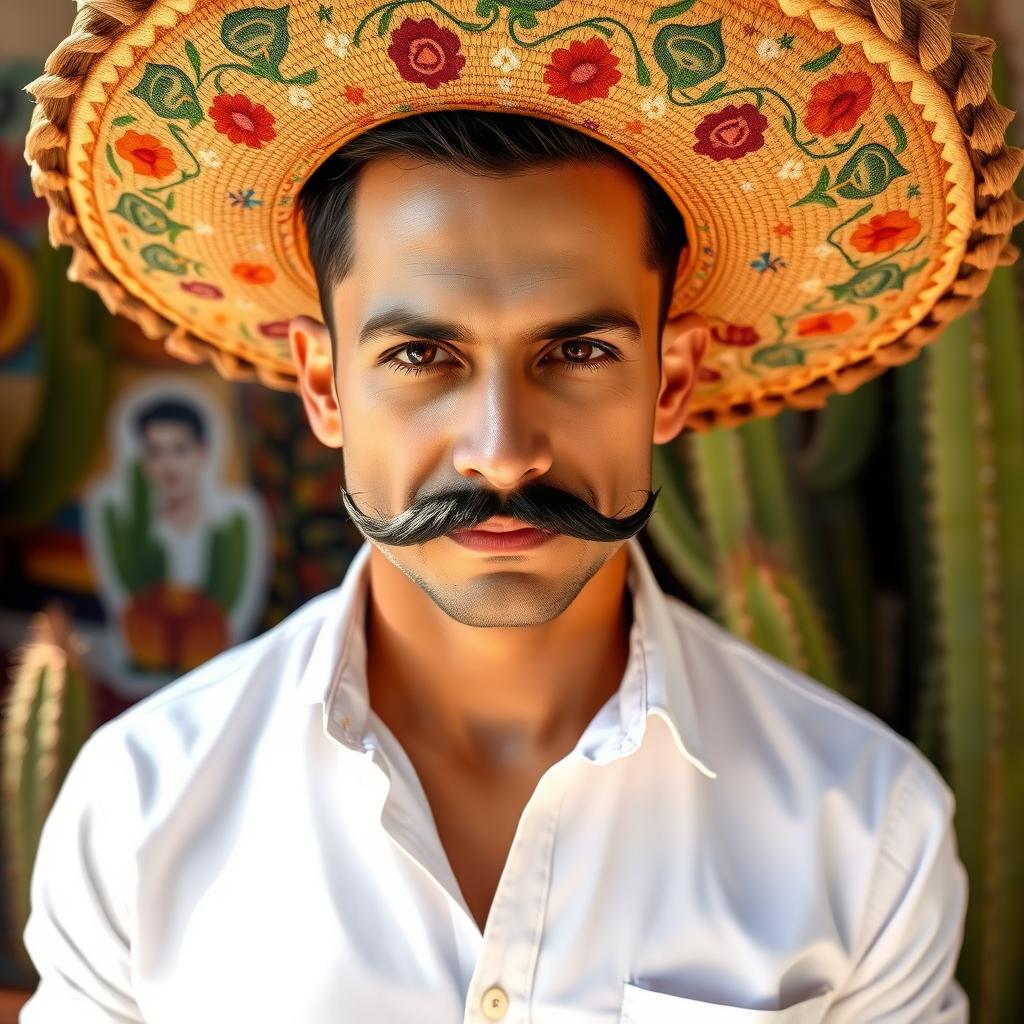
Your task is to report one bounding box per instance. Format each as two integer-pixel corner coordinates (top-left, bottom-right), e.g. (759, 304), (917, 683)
(297, 110), (687, 370)
(133, 397), (206, 445)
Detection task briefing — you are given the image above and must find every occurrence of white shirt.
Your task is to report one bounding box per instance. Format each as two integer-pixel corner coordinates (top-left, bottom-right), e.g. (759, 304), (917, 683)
(21, 536), (969, 1024)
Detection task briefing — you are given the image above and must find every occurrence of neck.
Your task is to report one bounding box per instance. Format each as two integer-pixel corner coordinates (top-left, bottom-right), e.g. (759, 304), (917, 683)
(364, 543), (633, 773)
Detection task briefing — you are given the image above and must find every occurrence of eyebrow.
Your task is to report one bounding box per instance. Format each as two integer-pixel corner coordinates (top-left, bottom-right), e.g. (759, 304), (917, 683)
(356, 306), (643, 349)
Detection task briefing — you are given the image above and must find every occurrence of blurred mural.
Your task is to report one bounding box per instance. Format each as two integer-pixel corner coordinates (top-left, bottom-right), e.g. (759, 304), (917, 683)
(1, 1), (1022, 1022)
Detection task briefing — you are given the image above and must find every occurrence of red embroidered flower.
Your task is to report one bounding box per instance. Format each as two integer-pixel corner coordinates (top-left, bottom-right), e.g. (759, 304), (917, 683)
(544, 37), (622, 104)
(804, 72), (873, 137)
(115, 130), (177, 179)
(795, 311), (856, 336)
(209, 93), (276, 149)
(849, 210), (921, 253)
(387, 17), (465, 89)
(697, 365), (722, 382)
(712, 323), (760, 347)
(693, 104), (768, 161)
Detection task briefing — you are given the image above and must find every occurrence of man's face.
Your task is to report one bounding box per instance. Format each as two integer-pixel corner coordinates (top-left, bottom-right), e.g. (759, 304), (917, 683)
(139, 420), (205, 509)
(295, 154), (700, 627)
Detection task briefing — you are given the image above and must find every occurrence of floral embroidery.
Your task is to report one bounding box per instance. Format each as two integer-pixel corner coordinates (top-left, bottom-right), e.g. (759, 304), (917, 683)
(693, 103), (768, 160)
(777, 157), (804, 179)
(712, 324), (760, 346)
(544, 38), (622, 104)
(181, 280), (224, 299)
(774, 223), (794, 237)
(258, 320), (291, 338)
(798, 278), (824, 294)
(796, 311), (856, 336)
(751, 252), (786, 273)
(388, 17), (466, 89)
(757, 38), (781, 62)
(491, 46), (521, 74)
(289, 85), (314, 108)
(231, 261), (276, 284)
(324, 29), (350, 57)
(197, 148), (222, 168)
(228, 187), (262, 208)
(698, 366), (723, 382)
(641, 94), (666, 118)
(209, 93), (276, 148)
(849, 209), (921, 253)
(344, 85), (366, 103)
(115, 130), (177, 179)
(805, 73), (874, 137)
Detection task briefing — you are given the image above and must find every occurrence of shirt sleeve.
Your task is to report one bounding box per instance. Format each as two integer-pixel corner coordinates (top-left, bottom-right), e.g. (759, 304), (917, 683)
(19, 724), (145, 1023)
(826, 753), (970, 1023)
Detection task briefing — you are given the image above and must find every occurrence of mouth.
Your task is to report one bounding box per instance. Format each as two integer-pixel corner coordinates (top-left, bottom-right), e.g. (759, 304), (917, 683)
(449, 517), (556, 553)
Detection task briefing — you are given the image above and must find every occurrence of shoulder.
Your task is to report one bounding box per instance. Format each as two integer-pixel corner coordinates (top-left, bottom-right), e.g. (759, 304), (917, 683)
(87, 587), (339, 807)
(664, 595), (954, 821)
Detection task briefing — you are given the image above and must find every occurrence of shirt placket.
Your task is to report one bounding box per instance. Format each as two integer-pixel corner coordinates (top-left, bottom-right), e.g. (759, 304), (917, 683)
(464, 762), (569, 1024)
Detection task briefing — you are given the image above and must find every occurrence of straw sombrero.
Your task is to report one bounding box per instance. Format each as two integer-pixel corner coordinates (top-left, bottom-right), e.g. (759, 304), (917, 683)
(23, 0), (1024, 431)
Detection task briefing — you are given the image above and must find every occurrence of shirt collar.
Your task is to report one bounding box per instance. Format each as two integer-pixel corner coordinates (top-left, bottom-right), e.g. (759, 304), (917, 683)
(295, 536), (717, 780)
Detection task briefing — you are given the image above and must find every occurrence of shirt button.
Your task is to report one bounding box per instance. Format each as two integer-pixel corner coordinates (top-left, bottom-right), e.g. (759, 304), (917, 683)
(481, 985), (509, 1020)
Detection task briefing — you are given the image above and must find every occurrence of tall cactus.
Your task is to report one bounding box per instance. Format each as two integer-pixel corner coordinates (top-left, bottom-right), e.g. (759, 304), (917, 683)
(1, 603), (95, 978)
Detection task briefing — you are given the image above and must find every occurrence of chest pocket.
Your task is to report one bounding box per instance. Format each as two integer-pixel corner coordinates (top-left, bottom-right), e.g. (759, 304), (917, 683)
(619, 982), (832, 1023)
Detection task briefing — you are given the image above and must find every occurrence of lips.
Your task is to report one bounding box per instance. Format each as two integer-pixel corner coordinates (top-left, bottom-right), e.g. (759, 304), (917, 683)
(450, 524), (555, 552)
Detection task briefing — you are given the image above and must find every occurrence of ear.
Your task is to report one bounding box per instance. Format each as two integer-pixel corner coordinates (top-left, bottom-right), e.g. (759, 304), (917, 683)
(653, 310), (709, 446)
(290, 314), (343, 448)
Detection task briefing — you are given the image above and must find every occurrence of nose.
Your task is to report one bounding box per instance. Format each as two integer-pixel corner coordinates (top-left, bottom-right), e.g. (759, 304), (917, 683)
(452, 377), (553, 496)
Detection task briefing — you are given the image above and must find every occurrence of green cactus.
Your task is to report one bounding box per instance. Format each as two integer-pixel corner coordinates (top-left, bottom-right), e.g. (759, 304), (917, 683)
(203, 510), (250, 612)
(102, 458), (168, 594)
(0, 604), (95, 980)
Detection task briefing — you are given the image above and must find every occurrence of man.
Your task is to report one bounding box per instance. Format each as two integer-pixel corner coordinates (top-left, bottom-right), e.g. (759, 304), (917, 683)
(22, 0), (1021, 1019)
(134, 396), (210, 582)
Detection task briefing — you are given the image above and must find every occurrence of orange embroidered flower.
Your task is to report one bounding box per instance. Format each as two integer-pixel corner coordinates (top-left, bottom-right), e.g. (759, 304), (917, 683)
(344, 85), (366, 103)
(804, 72), (873, 137)
(231, 261), (276, 285)
(114, 130), (177, 179)
(849, 210), (921, 253)
(544, 37), (622, 104)
(773, 223), (794, 238)
(209, 93), (276, 149)
(795, 311), (856, 336)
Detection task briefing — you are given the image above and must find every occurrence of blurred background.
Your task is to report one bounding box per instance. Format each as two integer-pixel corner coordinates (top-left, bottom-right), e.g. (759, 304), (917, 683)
(1, 0), (1021, 1021)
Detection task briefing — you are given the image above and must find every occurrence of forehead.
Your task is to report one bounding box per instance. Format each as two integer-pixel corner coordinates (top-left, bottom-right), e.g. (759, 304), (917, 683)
(344, 155), (650, 301)
(142, 421), (198, 444)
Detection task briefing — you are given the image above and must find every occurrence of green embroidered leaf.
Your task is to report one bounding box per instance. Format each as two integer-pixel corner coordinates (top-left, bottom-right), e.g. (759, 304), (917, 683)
(833, 142), (908, 200)
(752, 345), (805, 368)
(184, 39), (202, 81)
(700, 80), (728, 102)
(105, 143), (123, 180)
(791, 166), (837, 209)
(649, 0), (698, 24)
(653, 19), (726, 91)
(111, 114), (137, 127)
(288, 68), (318, 85)
(129, 63), (204, 126)
(221, 6), (291, 78)
(513, 8), (539, 29)
(828, 259), (925, 301)
(111, 194), (189, 243)
(140, 243), (189, 275)
(378, 6), (393, 35)
(885, 113), (907, 155)
(800, 45), (841, 73)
